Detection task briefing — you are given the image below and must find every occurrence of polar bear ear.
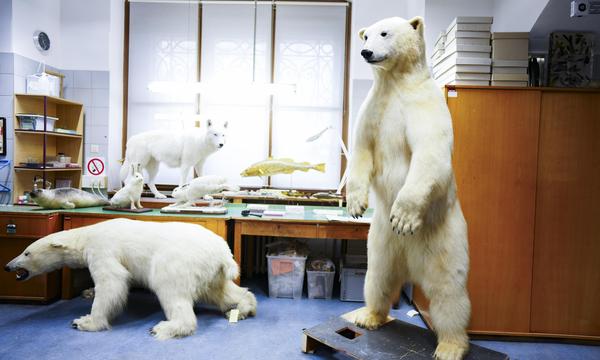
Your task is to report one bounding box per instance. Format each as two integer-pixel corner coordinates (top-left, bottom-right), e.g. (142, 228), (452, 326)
(50, 241), (67, 249)
(358, 28), (367, 40)
(409, 16), (424, 36)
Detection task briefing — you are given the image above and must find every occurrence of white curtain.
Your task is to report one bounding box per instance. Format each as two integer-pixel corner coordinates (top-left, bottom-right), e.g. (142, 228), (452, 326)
(271, 5), (346, 190)
(128, 2), (198, 184)
(200, 4), (272, 188)
(127, 2), (346, 190)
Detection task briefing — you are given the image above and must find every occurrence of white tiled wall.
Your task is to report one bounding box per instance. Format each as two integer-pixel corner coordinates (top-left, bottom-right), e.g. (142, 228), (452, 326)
(0, 52), (110, 203)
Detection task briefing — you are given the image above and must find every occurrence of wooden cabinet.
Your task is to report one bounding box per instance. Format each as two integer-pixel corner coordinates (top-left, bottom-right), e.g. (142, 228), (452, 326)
(13, 94), (84, 204)
(0, 213), (61, 302)
(413, 87), (600, 340)
(530, 92), (600, 338)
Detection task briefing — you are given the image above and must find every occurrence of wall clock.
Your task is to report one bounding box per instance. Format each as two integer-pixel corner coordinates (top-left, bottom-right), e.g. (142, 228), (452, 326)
(33, 31), (51, 52)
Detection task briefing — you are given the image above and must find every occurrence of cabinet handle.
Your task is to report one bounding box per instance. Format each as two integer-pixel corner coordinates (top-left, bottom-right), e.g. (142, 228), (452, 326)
(6, 223), (16, 234)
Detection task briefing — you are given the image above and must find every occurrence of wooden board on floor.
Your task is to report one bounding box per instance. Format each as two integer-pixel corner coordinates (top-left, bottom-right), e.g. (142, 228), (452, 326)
(302, 308), (509, 360)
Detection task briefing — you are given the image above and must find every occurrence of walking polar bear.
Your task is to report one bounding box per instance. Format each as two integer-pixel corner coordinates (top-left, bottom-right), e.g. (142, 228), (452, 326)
(4, 219), (256, 340)
(346, 17), (471, 360)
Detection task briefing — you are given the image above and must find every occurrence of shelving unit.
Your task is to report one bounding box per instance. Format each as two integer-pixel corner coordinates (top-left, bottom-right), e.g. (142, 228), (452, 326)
(13, 94), (84, 204)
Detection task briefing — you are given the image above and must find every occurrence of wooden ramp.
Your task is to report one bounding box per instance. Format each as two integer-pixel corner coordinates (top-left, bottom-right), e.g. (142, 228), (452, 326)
(302, 308), (509, 360)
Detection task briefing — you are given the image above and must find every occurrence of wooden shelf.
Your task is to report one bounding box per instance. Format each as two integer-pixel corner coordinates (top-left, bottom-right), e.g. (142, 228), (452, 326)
(15, 129), (82, 139)
(14, 93), (83, 107)
(14, 167), (82, 172)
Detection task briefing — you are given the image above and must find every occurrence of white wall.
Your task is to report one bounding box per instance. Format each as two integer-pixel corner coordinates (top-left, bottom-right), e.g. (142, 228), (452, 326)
(12, 0), (62, 67)
(107, 0), (124, 190)
(0, 0), (12, 53)
(60, 0), (110, 71)
(492, 0), (548, 32)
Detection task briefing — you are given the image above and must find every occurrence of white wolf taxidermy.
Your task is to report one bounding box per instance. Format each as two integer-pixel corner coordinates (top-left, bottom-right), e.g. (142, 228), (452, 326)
(120, 118), (228, 199)
(4, 219), (257, 340)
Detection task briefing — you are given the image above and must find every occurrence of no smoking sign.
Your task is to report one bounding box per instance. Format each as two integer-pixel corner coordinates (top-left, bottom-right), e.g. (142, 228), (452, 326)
(87, 157), (105, 176)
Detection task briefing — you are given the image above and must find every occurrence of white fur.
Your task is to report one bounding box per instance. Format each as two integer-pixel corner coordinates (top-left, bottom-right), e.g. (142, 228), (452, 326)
(347, 17), (470, 360)
(110, 164), (144, 209)
(5, 219), (257, 340)
(120, 118), (228, 198)
(171, 175), (240, 207)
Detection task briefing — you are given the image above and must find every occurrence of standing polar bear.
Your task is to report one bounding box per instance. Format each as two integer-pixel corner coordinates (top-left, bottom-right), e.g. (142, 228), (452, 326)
(121, 118), (227, 199)
(346, 17), (470, 360)
(4, 219), (256, 340)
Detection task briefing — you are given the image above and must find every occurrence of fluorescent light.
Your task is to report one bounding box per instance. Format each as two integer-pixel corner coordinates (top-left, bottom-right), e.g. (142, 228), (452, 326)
(147, 81), (296, 96)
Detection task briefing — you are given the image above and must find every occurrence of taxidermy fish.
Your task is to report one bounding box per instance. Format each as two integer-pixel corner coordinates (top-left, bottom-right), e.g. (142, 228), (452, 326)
(29, 188), (109, 209)
(240, 158), (325, 177)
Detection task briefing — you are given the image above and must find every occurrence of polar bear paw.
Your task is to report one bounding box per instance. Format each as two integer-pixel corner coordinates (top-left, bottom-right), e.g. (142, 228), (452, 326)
(354, 309), (387, 330)
(346, 188), (369, 218)
(150, 320), (195, 340)
(434, 341), (468, 360)
(71, 314), (109, 332)
(390, 196), (424, 235)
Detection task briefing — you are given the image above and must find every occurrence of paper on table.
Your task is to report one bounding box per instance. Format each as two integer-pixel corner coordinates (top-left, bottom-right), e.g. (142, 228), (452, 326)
(247, 204), (269, 211)
(325, 215), (371, 224)
(313, 209), (344, 216)
(263, 210), (286, 217)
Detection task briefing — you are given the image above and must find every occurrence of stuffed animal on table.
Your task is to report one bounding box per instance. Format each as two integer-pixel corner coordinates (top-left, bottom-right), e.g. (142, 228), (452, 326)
(110, 165), (144, 209)
(29, 188), (109, 209)
(171, 175), (239, 208)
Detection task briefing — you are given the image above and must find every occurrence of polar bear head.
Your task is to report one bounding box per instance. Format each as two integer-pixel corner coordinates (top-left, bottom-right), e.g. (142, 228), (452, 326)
(359, 16), (426, 72)
(4, 231), (77, 281)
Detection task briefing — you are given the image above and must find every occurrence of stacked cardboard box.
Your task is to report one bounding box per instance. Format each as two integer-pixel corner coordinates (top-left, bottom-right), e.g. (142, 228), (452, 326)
(433, 17), (493, 86)
(491, 32), (529, 87)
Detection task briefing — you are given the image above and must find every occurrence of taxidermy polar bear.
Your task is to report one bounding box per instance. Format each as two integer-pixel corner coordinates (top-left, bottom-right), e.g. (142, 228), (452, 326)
(120, 118), (227, 199)
(4, 219), (256, 340)
(346, 17), (470, 360)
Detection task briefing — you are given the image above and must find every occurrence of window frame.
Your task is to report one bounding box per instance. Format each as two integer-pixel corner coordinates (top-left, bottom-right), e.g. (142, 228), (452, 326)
(122, 0), (351, 193)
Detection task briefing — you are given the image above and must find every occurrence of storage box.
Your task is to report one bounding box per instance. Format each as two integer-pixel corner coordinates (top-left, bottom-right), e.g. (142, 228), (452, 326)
(340, 255), (367, 302)
(17, 114), (58, 131)
(307, 269), (335, 299)
(492, 32), (529, 60)
(267, 255), (307, 299)
(26, 72), (61, 97)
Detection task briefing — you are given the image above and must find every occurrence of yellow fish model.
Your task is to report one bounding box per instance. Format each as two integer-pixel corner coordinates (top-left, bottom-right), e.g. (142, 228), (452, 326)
(240, 158), (325, 177)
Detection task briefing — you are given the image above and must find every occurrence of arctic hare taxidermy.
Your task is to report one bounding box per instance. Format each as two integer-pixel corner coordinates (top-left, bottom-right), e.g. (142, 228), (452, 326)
(171, 175), (240, 207)
(111, 164), (144, 209)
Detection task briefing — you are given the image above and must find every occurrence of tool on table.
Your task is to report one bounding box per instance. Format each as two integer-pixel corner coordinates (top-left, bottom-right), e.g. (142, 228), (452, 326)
(241, 209), (263, 217)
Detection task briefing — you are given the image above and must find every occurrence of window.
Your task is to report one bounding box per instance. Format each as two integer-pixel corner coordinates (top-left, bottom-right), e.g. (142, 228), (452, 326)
(126, 1), (349, 190)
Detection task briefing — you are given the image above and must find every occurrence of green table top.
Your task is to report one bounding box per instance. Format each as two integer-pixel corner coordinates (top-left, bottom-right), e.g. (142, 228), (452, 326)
(0, 203), (373, 224)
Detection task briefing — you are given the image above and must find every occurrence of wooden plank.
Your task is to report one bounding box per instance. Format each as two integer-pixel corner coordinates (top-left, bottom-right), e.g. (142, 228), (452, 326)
(530, 91), (600, 336)
(241, 221), (318, 238)
(303, 311), (508, 360)
(317, 224), (368, 240)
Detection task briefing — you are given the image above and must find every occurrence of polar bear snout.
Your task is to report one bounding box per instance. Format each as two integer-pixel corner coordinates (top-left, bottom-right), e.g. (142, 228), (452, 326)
(4, 260), (30, 281)
(361, 49), (374, 60)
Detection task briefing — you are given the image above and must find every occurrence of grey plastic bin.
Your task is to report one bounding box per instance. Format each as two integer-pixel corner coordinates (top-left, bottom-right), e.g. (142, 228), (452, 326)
(306, 269), (335, 299)
(340, 255), (367, 302)
(267, 255), (307, 299)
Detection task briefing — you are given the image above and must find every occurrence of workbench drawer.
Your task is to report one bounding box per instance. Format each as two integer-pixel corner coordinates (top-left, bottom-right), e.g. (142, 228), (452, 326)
(0, 215), (58, 239)
(317, 224), (369, 240)
(242, 222), (318, 238)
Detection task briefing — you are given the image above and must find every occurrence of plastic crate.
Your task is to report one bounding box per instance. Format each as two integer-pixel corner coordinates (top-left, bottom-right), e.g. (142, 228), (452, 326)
(340, 255), (367, 302)
(17, 114), (58, 131)
(306, 270), (335, 299)
(267, 255), (307, 299)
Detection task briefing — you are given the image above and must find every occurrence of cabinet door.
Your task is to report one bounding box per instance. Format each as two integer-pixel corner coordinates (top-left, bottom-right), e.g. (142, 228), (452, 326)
(0, 215), (61, 302)
(531, 92), (600, 337)
(414, 89), (541, 333)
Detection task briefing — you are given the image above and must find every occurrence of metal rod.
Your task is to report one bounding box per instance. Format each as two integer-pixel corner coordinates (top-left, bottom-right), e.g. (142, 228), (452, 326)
(129, 0), (348, 7)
